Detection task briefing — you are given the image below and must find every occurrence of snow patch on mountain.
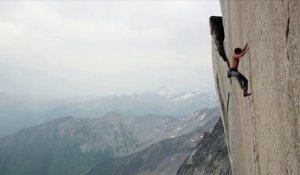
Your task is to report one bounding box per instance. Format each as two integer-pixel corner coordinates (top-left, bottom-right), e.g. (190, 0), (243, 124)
(172, 91), (202, 102)
(156, 87), (176, 98)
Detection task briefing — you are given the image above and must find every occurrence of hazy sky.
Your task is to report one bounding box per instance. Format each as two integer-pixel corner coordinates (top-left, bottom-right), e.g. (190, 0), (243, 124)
(0, 1), (221, 97)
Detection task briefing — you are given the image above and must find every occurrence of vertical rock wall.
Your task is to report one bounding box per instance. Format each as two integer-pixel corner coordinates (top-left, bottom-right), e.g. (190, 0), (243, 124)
(213, 1), (299, 175)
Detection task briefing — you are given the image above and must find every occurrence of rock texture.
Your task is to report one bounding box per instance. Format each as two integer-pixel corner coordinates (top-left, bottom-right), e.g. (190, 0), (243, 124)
(85, 128), (205, 175)
(213, 1), (299, 175)
(176, 119), (230, 175)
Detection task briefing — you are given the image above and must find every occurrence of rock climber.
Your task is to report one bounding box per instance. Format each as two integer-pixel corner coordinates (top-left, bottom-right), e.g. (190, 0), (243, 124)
(227, 43), (251, 97)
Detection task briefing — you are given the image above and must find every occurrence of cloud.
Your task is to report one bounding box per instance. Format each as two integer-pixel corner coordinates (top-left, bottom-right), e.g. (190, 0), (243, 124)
(0, 1), (221, 97)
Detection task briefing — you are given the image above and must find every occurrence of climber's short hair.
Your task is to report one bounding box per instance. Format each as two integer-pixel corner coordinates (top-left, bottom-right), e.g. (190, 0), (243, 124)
(234, 48), (242, 54)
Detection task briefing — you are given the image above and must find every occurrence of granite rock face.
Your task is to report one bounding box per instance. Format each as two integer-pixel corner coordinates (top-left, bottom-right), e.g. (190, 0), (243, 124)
(213, 1), (299, 175)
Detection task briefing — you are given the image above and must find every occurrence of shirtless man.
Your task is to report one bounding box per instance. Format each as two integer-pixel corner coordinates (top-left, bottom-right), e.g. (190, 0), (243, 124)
(227, 43), (251, 97)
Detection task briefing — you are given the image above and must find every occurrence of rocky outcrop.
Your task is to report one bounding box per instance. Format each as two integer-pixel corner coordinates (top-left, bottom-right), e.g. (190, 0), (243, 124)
(213, 1), (299, 175)
(210, 16), (229, 67)
(176, 119), (230, 175)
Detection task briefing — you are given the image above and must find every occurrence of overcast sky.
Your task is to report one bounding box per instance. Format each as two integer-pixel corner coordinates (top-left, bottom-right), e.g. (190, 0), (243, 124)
(0, 1), (221, 98)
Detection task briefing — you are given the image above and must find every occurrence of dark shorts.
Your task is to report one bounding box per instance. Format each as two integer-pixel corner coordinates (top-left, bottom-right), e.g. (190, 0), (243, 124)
(227, 68), (248, 89)
(227, 68), (238, 78)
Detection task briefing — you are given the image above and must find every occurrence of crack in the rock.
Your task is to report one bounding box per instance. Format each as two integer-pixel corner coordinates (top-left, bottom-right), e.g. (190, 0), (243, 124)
(226, 93), (230, 113)
(285, 17), (290, 45)
(216, 74), (233, 170)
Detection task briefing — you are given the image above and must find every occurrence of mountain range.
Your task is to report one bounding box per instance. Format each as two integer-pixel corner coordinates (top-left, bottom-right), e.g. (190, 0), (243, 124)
(0, 108), (220, 175)
(0, 89), (217, 138)
(43, 88), (217, 119)
(84, 128), (204, 175)
(85, 118), (230, 175)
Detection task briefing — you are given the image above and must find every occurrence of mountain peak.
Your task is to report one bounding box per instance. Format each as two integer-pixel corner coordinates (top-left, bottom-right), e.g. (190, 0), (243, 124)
(102, 112), (124, 121)
(156, 87), (176, 98)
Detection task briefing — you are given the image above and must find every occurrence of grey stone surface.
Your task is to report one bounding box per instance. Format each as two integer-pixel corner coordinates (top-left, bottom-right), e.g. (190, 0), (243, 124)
(213, 1), (299, 175)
